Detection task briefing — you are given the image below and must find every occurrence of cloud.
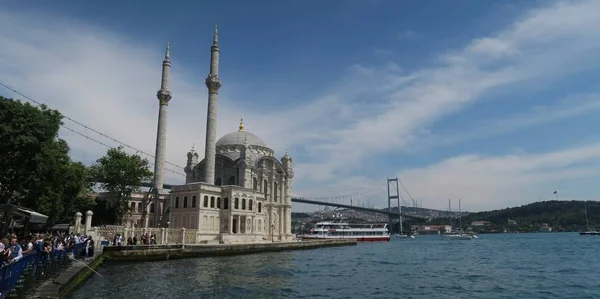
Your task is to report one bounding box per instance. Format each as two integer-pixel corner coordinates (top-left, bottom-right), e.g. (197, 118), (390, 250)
(418, 92), (600, 148)
(294, 0), (600, 182)
(298, 141), (600, 212)
(2, 1), (600, 213)
(397, 30), (417, 40)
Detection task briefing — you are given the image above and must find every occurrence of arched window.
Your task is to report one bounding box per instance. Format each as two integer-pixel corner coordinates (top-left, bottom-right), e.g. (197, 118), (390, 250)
(249, 199), (253, 211)
(215, 178), (222, 186)
(149, 203), (155, 213)
(175, 197), (179, 208)
(234, 198), (239, 209)
(204, 196), (209, 207)
(217, 197), (221, 209)
(263, 180), (268, 195)
(242, 198), (246, 210)
(253, 178), (258, 190)
(192, 196), (197, 208)
(224, 197), (229, 209)
(258, 202), (262, 213)
(274, 182), (278, 202)
(210, 196), (215, 208)
(228, 176), (236, 185)
(130, 202), (135, 211)
(137, 202), (142, 213)
(183, 196), (188, 208)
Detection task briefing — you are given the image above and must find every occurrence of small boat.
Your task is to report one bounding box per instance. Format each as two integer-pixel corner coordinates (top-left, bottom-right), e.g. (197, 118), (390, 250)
(396, 234), (415, 239)
(443, 233), (473, 240)
(443, 199), (477, 241)
(580, 201), (600, 236)
(298, 221), (390, 242)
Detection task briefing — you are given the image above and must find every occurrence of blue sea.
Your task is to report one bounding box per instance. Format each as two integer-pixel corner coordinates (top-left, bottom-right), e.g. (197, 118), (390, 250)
(68, 233), (600, 299)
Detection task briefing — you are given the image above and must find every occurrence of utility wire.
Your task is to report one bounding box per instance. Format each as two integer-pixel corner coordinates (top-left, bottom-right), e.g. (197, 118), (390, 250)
(0, 81), (186, 170)
(63, 125), (186, 176)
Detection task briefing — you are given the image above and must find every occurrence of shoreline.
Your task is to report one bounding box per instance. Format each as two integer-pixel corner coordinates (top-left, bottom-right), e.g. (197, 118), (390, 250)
(35, 239), (356, 298)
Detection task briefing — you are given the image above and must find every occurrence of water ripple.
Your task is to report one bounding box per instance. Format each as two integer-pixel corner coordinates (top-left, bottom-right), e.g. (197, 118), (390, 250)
(68, 233), (600, 299)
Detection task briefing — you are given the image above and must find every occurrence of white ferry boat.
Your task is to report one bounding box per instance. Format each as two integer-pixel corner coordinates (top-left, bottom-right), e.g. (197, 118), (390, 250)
(299, 221), (390, 242)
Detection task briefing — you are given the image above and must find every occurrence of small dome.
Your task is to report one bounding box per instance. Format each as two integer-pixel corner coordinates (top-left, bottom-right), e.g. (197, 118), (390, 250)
(216, 131), (268, 148)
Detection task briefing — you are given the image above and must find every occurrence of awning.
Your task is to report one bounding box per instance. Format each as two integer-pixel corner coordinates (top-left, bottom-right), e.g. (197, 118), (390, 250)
(15, 208), (48, 224)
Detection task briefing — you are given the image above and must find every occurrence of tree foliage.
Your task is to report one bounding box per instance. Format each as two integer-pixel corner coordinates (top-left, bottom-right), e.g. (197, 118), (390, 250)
(428, 200), (598, 232)
(89, 146), (152, 222)
(0, 96), (94, 223)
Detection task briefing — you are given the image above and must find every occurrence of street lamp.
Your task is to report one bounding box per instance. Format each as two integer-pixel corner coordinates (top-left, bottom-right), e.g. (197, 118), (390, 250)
(271, 224), (275, 243)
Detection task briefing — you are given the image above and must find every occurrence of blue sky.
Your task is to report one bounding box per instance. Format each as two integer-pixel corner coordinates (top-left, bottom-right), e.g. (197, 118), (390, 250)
(2, 0), (600, 212)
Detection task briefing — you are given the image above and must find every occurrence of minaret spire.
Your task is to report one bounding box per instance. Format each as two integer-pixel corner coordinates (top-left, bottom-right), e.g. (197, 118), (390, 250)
(213, 24), (218, 45)
(147, 41), (173, 227)
(203, 26), (222, 184)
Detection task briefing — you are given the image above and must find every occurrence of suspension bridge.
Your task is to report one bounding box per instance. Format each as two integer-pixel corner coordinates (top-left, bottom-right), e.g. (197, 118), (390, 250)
(2, 81), (428, 224)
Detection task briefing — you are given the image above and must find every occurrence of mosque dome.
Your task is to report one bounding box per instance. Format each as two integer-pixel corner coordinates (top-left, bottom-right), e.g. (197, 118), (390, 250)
(215, 119), (273, 162)
(216, 131), (268, 148)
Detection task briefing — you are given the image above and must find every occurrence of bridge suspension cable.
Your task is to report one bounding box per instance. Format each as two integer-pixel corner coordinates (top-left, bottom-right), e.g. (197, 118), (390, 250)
(398, 176), (417, 207)
(301, 180), (387, 202)
(0, 82), (186, 171)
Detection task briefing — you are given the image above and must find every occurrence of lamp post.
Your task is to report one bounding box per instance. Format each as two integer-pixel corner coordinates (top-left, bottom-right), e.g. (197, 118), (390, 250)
(271, 224), (275, 243)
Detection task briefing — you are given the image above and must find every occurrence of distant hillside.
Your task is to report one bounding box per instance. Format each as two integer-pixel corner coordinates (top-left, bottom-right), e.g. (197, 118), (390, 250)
(430, 200), (597, 232)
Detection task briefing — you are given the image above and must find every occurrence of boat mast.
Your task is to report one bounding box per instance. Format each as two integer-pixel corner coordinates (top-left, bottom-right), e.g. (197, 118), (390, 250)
(459, 198), (462, 233)
(584, 201), (590, 231)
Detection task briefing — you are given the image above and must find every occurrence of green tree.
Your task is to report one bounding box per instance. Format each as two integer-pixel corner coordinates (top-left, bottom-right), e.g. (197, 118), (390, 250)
(0, 96), (93, 223)
(89, 146), (152, 223)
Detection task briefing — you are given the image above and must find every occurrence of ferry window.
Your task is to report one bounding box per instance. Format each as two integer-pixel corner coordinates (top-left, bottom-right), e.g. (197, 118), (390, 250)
(192, 196), (197, 208)
(242, 198), (246, 210)
(210, 196), (215, 208)
(224, 197), (229, 209)
(204, 196), (208, 207)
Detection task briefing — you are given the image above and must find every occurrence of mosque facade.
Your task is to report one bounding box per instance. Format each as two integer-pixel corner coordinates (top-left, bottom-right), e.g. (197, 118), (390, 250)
(167, 27), (294, 243)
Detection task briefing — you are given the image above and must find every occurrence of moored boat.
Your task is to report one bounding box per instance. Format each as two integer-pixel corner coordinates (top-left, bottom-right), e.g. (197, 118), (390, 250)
(580, 201), (600, 236)
(298, 221), (390, 242)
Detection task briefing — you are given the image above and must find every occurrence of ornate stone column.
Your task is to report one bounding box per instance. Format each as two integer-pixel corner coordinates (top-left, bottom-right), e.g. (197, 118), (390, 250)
(278, 207), (283, 239)
(74, 212), (82, 234)
(84, 210), (93, 235)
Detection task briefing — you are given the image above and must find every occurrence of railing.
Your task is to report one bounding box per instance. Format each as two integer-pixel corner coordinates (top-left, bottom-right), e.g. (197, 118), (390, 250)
(0, 243), (85, 299)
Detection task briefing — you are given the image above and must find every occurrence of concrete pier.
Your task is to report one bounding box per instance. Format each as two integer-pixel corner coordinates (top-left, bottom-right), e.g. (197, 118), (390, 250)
(103, 239), (356, 261)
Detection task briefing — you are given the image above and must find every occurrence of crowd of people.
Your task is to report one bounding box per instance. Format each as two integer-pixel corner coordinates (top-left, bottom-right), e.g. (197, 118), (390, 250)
(112, 232), (157, 246)
(0, 231), (96, 267)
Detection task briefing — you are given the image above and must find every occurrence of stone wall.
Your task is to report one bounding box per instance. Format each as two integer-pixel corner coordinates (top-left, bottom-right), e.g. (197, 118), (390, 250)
(102, 239), (357, 261)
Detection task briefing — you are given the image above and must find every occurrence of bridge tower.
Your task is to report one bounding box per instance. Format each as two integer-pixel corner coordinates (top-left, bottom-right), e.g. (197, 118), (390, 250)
(387, 178), (401, 234)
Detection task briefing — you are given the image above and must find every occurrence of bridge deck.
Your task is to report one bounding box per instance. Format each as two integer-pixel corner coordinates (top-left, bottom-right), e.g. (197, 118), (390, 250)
(136, 182), (425, 220)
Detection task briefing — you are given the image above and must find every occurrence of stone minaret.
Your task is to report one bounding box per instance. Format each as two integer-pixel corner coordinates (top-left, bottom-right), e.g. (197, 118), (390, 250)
(203, 25), (222, 184)
(153, 42), (172, 191)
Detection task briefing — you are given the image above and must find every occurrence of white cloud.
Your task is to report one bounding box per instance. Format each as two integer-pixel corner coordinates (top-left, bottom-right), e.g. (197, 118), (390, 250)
(295, 0), (600, 182)
(2, 1), (600, 213)
(298, 142), (600, 212)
